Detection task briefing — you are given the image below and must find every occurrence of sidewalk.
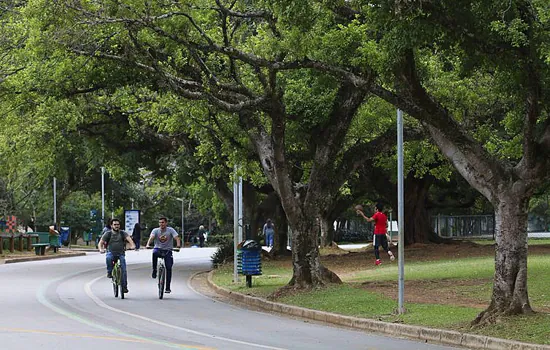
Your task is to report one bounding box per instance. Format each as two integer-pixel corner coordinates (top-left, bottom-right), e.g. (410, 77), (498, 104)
(205, 271), (550, 350)
(0, 248), (87, 264)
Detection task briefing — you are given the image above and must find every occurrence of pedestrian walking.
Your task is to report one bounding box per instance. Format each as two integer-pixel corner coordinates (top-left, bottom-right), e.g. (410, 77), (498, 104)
(197, 225), (206, 248)
(262, 219), (275, 248)
(132, 222), (141, 250)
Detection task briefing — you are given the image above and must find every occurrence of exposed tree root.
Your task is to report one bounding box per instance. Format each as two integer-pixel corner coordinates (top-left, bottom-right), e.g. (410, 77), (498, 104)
(472, 304), (535, 326)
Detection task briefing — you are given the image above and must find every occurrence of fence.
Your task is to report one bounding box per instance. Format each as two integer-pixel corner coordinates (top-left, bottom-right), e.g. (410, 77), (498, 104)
(432, 214), (495, 239)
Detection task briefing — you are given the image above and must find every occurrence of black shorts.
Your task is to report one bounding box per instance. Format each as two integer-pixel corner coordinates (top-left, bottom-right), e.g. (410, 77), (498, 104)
(373, 234), (389, 251)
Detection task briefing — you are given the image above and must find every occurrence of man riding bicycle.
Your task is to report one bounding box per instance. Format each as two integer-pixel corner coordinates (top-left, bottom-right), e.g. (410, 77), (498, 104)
(98, 218), (136, 293)
(146, 216), (181, 294)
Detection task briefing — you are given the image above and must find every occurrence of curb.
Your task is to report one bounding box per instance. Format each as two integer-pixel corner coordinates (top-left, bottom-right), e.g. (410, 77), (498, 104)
(206, 271), (550, 350)
(4, 252), (87, 264)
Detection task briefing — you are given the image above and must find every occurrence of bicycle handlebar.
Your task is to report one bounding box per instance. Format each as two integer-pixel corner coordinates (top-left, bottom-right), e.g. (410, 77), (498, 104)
(99, 248), (137, 254)
(145, 246), (180, 252)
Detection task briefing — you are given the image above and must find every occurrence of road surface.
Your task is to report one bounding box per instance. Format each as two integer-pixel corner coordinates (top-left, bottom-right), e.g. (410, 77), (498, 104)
(0, 248), (462, 350)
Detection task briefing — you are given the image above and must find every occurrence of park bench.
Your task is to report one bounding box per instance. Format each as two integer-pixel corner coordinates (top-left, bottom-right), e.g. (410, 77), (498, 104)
(31, 232), (61, 256)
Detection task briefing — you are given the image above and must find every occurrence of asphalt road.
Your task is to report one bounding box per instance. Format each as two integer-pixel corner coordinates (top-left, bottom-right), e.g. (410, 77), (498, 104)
(0, 248), (462, 350)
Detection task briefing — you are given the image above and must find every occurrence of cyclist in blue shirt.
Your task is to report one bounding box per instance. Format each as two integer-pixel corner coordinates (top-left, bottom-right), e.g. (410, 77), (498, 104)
(146, 217), (181, 294)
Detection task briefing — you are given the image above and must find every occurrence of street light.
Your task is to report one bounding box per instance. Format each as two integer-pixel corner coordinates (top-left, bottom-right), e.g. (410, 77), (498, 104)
(176, 197), (185, 245)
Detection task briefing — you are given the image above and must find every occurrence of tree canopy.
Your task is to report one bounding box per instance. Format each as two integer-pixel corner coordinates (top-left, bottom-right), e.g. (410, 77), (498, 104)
(0, 0), (549, 325)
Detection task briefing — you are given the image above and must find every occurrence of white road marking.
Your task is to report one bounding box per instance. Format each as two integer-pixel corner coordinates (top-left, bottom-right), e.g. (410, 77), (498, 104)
(85, 276), (288, 350)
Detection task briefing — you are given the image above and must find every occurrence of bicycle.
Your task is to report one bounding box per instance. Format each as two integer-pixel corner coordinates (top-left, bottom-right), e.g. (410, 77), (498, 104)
(100, 250), (131, 299)
(111, 255), (125, 299)
(147, 247), (179, 299)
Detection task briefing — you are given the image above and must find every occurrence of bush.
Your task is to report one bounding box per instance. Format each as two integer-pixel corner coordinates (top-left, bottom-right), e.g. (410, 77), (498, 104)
(335, 226), (373, 243)
(211, 235), (234, 268)
(207, 234), (233, 246)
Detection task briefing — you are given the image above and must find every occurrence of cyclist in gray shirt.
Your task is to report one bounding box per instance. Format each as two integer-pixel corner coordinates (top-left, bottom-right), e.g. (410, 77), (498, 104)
(146, 216), (181, 294)
(98, 218), (135, 293)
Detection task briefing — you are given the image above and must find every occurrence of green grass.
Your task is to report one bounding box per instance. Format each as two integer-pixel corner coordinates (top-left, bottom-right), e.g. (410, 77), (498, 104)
(472, 238), (550, 246)
(344, 256), (495, 282)
(212, 263), (292, 297)
(212, 252), (550, 345)
(467, 313), (550, 345)
(277, 284), (480, 328)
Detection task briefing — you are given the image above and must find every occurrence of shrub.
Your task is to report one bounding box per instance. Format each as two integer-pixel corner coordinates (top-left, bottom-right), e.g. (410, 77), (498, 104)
(211, 235), (234, 268)
(335, 226), (373, 243)
(207, 234), (233, 246)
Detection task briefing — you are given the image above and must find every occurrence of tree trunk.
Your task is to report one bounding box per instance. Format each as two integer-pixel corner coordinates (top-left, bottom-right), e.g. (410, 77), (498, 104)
(319, 216), (335, 247)
(403, 173), (435, 245)
(473, 194), (532, 325)
(288, 218), (341, 287)
(272, 201), (290, 256)
(242, 182), (260, 240)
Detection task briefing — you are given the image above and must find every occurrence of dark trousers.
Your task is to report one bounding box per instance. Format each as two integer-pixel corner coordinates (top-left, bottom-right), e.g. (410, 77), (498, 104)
(152, 249), (174, 289)
(373, 234), (390, 260)
(132, 236), (140, 249)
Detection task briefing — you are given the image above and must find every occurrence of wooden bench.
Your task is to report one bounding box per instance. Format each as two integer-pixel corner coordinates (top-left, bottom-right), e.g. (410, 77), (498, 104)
(32, 243), (50, 255)
(31, 232), (61, 255)
(22, 233), (39, 251)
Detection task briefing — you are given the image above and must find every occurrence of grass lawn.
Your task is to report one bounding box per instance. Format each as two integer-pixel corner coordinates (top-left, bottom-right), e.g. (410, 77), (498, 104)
(212, 242), (550, 345)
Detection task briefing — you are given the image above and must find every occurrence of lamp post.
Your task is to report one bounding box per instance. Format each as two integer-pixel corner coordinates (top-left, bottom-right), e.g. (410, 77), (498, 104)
(53, 177), (57, 225)
(397, 109), (405, 314)
(101, 167), (105, 227)
(176, 197), (185, 245)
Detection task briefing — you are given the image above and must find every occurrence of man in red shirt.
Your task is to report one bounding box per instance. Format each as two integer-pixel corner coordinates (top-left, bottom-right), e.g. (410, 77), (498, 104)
(357, 203), (395, 265)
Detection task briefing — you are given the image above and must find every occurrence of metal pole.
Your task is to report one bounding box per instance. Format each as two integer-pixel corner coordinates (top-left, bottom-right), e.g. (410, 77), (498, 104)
(233, 166), (239, 282)
(53, 177), (57, 225)
(389, 210), (392, 242)
(397, 109), (405, 314)
(101, 167), (105, 227)
(238, 175), (243, 242)
(111, 189), (114, 219)
(181, 197), (189, 248)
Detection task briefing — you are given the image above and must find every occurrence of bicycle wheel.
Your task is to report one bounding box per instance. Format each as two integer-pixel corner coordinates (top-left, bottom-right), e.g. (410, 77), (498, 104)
(112, 264), (119, 298)
(158, 264), (165, 299)
(120, 263), (125, 299)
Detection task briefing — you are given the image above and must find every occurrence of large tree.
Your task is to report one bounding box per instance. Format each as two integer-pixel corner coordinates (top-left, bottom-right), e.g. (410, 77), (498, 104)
(324, 0), (550, 323)
(18, 0), (406, 288)
(17, 3), (549, 325)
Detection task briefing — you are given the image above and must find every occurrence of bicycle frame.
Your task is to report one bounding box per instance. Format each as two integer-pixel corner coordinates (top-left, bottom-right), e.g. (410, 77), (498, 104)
(111, 256), (124, 299)
(157, 255), (166, 299)
(147, 247), (179, 299)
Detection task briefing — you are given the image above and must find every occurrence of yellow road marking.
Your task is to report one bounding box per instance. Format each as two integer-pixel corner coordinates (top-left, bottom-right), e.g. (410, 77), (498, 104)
(0, 327), (214, 349)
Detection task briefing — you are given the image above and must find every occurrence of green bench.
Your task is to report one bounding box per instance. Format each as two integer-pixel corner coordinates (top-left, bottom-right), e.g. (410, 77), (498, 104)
(31, 232), (61, 255)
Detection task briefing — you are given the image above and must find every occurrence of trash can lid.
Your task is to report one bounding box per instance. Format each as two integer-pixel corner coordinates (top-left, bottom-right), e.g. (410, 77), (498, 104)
(240, 239), (261, 250)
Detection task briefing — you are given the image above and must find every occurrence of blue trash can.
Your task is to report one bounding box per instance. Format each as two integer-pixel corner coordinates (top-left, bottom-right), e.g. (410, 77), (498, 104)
(237, 240), (262, 288)
(60, 227), (70, 246)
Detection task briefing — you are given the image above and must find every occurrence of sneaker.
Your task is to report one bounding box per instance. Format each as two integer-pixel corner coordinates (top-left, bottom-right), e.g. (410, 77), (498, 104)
(123, 288), (129, 293)
(107, 272), (112, 278)
(165, 289), (171, 294)
(152, 271), (156, 279)
(375, 259), (382, 266)
(389, 253), (395, 261)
